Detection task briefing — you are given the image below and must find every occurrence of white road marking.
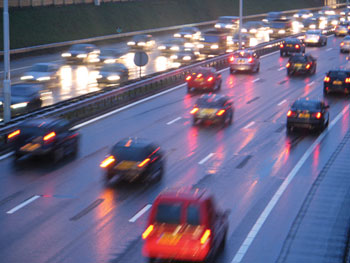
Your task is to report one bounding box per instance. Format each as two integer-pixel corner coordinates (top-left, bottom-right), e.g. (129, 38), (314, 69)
(308, 81), (315, 86)
(277, 67), (285, 71)
(243, 121), (255, 129)
(198, 153), (215, 165)
(6, 195), (41, 214)
(167, 117), (182, 125)
(0, 151), (13, 161)
(252, 78), (260, 83)
(278, 99), (287, 106)
(326, 48), (333, 52)
(129, 204), (152, 223)
(231, 104), (350, 263)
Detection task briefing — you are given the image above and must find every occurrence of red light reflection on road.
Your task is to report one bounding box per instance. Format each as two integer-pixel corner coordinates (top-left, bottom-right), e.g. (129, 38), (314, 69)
(186, 128), (198, 157)
(341, 108), (349, 134)
(302, 82), (311, 97)
(235, 131), (256, 154)
(312, 144), (320, 175)
(271, 141), (290, 175)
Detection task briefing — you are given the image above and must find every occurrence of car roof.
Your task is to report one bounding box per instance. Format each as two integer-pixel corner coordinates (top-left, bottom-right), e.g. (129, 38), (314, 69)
(284, 38), (301, 43)
(115, 137), (154, 148)
(196, 94), (228, 104)
(156, 187), (210, 203)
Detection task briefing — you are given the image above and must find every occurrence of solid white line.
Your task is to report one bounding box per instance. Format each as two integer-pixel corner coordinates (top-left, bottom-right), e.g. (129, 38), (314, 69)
(129, 204), (152, 223)
(243, 121), (255, 129)
(252, 78), (260, 83)
(277, 67), (285, 71)
(277, 99), (287, 106)
(326, 48), (333, 52)
(198, 153), (215, 165)
(167, 117), (182, 125)
(0, 151), (14, 161)
(231, 104), (350, 263)
(6, 195), (41, 214)
(308, 81), (315, 86)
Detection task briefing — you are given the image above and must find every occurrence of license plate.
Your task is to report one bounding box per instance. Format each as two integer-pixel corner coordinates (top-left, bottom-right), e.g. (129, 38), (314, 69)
(295, 63), (303, 68)
(195, 78), (204, 82)
(333, 80), (342, 85)
(298, 113), (310, 118)
(200, 108), (216, 115)
(115, 161), (136, 170)
(238, 59), (245, 63)
(20, 143), (40, 152)
(159, 233), (182, 245)
(287, 44), (293, 47)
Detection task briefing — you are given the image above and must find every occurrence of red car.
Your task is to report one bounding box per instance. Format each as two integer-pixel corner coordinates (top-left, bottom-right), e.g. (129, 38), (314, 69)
(142, 188), (229, 263)
(185, 67), (222, 93)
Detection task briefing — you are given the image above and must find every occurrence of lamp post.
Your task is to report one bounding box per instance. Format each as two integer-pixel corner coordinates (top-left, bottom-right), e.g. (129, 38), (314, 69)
(3, 0), (11, 123)
(239, 0), (243, 50)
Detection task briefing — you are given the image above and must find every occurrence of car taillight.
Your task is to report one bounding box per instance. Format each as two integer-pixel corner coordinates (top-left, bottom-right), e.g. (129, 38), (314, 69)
(43, 132), (56, 141)
(324, 76), (330, 82)
(196, 73), (203, 78)
(200, 229), (211, 244)
(341, 42), (345, 46)
(142, 225), (154, 239)
(190, 107), (199, 114)
(207, 76), (214, 82)
(305, 63), (311, 69)
(186, 75), (192, 81)
(100, 155), (116, 168)
(216, 109), (225, 116)
(295, 44), (300, 49)
(138, 158), (150, 168)
(287, 110), (296, 117)
(248, 57), (253, 63)
(280, 43), (284, 48)
(286, 63), (290, 68)
(8, 129), (20, 140)
(229, 56), (234, 62)
(348, 26), (350, 30)
(313, 112), (322, 119)
(345, 77), (350, 83)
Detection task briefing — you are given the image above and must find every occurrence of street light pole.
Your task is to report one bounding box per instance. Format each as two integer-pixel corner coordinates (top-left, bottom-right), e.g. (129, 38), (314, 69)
(238, 0), (243, 50)
(3, 0), (11, 123)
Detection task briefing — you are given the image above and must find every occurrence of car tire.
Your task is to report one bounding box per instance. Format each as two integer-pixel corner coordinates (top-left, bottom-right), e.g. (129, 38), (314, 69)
(52, 146), (64, 163)
(280, 51), (284, 57)
(152, 165), (163, 183)
(287, 70), (293, 76)
(217, 80), (222, 91)
(220, 230), (227, 251)
(255, 64), (260, 73)
(228, 111), (233, 125)
(323, 88), (329, 95)
(14, 151), (23, 161)
(229, 68), (234, 74)
(70, 140), (79, 157)
(187, 87), (192, 94)
(147, 258), (156, 263)
(192, 117), (199, 126)
(286, 124), (293, 134)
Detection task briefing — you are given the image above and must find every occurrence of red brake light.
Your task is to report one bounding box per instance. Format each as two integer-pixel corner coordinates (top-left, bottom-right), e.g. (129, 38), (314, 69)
(324, 76), (330, 82)
(287, 110), (295, 117)
(200, 229), (211, 244)
(207, 76), (214, 82)
(8, 129), (20, 139)
(286, 63), (290, 68)
(100, 155), (116, 168)
(280, 43), (284, 48)
(295, 44), (300, 49)
(43, 132), (56, 141)
(346, 77), (350, 83)
(305, 64), (311, 69)
(216, 109), (225, 116)
(248, 57), (253, 63)
(341, 42), (345, 46)
(186, 75), (192, 81)
(190, 107), (199, 114)
(229, 56), (234, 62)
(315, 112), (322, 119)
(138, 158), (150, 168)
(196, 73), (203, 78)
(142, 225), (154, 239)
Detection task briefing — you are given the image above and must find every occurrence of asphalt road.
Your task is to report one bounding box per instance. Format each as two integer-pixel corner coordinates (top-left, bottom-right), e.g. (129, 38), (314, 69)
(0, 34), (349, 263)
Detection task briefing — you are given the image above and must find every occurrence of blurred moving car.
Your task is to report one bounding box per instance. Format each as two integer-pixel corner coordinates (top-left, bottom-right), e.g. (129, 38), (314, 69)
(142, 187), (229, 263)
(96, 63), (129, 86)
(228, 50), (260, 73)
(324, 68), (350, 95)
(214, 16), (239, 31)
(262, 11), (286, 23)
(170, 47), (198, 64)
(190, 94), (233, 126)
(157, 38), (186, 54)
(335, 21), (350, 36)
(197, 30), (228, 56)
(127, 34), (156, 51)
(286, 98), (329, 133)
(267, 19), (293, 38)
(293, 9), (313, 19)
(302, 14), (328, 30)
(286, 53), (317, 76)
(100, 137), (165, 183)
(227, 33), (251, 51)
(303, 29), (327, 46)
(318, 6), (336, 16)
(340, 8), (350, 17)
(20, 63), (60, 85)
(173, 27), (201, 41)
(280, 38), (306, 56)
(327, 14), (341, 26)
(0, 84), (42, 118)
(340, 35), (350, 52)
(241, 21), (270, 42)
(91, 48), (123, 65)
(61, 44), (100, 64)
(8, 117), (80, 162)
(186, 67), (222, 93)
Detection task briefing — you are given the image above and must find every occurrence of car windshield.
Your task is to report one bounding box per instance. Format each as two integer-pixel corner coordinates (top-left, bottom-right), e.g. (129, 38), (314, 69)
(133, 35), (147, 41)
(234, 52), (252, 58)
(186, 205), (201, 225)
(100, 50), (117, 56)
(292, 100), (320, 111)
(155, 203), (182, 224)
(112, 145), (148, 161)
(19, 126), (48, 136)
(218, 17), (235, 23)
(166, 38), (184, 44)
(328, 71), (349, 78)
(243, 21), (261, 28)
(30, 64), (50, 72)
(100, 64), (125, 72)
(201, 35), (220, 43)
(70, 45), (89, 51)
(269, 22), (288, 28)
(11, 86), (37, 96)
(233, 34), (248, 40)
(290, 56), (307, 62)
(180, 27), (194, 33)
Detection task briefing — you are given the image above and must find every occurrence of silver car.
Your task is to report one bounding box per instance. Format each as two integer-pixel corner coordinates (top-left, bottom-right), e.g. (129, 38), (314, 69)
(20, 63), (60, 84)
(96, 63), (129, 86)
(340, 36), (350, 53)
(229, 50), (260, 73)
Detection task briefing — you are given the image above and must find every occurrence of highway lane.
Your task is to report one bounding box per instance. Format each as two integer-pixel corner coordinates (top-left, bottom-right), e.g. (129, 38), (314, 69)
(0, 34), (349, 263)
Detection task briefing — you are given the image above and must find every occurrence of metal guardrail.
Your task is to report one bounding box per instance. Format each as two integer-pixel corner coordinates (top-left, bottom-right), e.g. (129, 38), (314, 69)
(0, 27), (335, 154)
(1, 3), (345, 56)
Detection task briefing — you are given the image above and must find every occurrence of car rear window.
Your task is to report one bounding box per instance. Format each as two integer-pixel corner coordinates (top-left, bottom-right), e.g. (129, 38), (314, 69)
(329, 71), (349, 78)
(155, 203), (182, 224)
(290, 56), (307, 62)
(112, 146), (149, 161)
(292, 100), (320, 110)
(233, 52), (252, 58)
(197, 99), (223, 108)
(186, 205), (201, 225)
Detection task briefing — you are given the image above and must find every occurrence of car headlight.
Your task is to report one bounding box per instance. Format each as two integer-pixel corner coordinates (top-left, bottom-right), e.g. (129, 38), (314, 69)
(183, 56), (191, 61)
(77, 54), (87, 58)
(215, 24), (221, 28)
(184, 34), (192, 38)
(170, 55), (178, 59)
(96, 74), (103, 79)
(11, 102), (28, 109)
(278, 30), (286, 34)
(174, 33), (181, 37)
(107, 75), (120, 81)
(127, 41), (136, 46)
(332, 20), (338, 25)
(310, 24), (316, 29)
(249, 29), (257, 34)
(61, 53), (71, 57)
(293, 14), (299, 18)
(197, 44), (204, 48)
(268, 29), (273, 34)
(20, 75), (34, 80)
(184, 42), (194, 48)
(225, 24), (233, 29)
(158, 45), (166, 50)
(37, 76), (51, 82)
(211, 44), (219, 49)
(104, 59), (116, 64)
(137, 42), (146, 46)
(241, 28), (247, 33)
(170, 46), (180, 51)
